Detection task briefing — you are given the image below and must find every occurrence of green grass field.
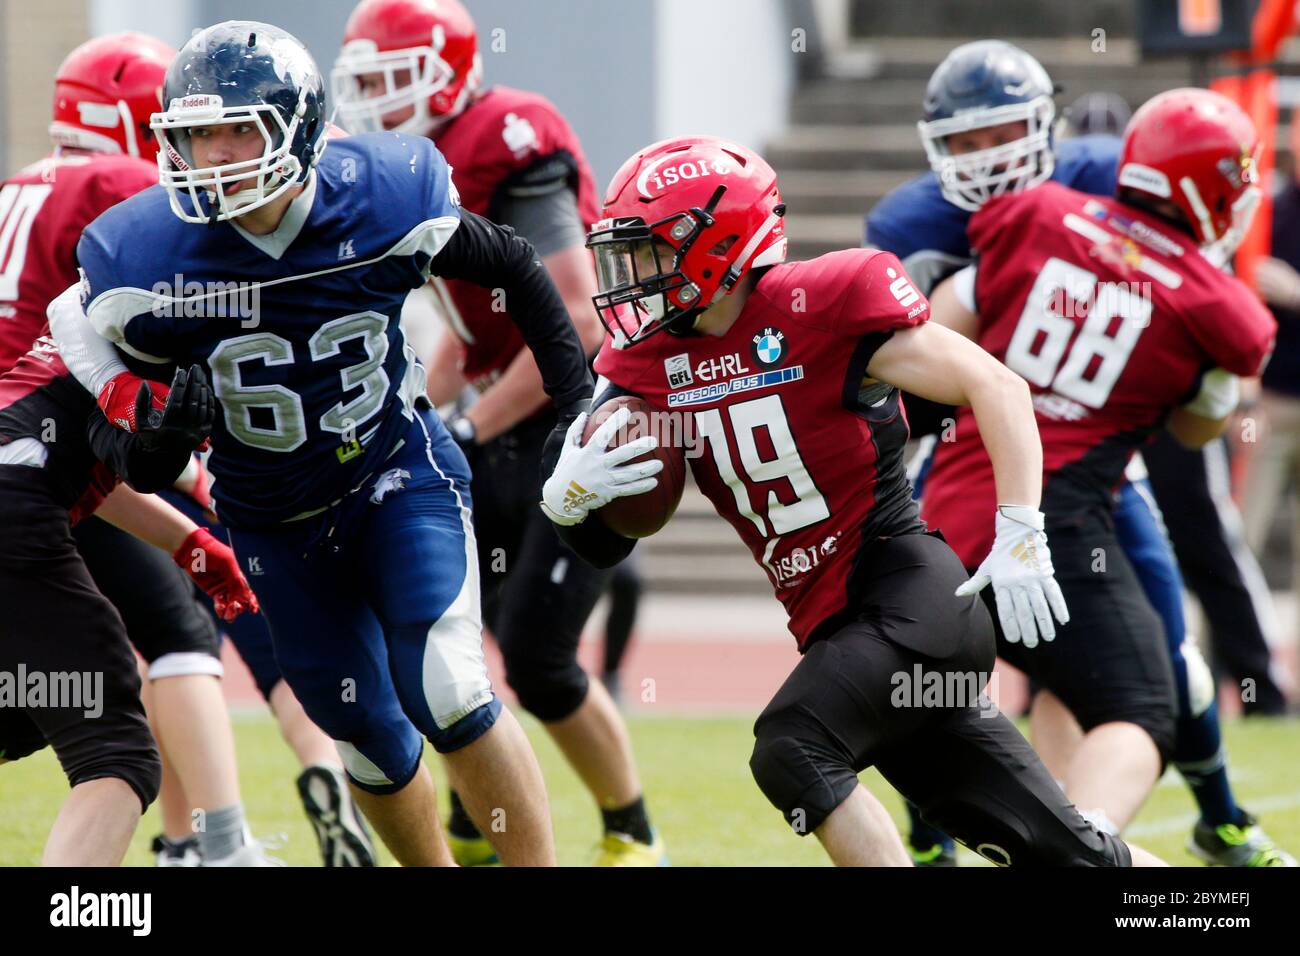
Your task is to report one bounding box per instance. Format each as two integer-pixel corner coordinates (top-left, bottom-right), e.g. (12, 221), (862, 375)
(3, 710), (1298, 866)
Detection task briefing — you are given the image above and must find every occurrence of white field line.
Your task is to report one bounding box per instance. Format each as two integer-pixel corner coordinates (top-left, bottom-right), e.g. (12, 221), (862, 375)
(1125, 790), (1300, 839)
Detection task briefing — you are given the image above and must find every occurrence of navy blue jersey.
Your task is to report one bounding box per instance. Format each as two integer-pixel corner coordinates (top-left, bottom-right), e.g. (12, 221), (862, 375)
(77, 133), (461, 528)
(865, 134), (1121, 293)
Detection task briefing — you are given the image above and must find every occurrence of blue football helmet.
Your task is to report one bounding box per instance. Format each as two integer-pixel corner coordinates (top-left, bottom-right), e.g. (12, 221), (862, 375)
(918, 40), (1056, 211)
(151, 20), (327, 224)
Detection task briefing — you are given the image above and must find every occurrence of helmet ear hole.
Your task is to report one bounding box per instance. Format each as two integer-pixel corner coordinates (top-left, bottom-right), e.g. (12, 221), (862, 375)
(708, 235), (738, 256)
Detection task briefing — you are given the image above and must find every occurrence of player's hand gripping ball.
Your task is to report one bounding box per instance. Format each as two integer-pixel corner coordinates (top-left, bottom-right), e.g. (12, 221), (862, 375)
(581, 396), (686, 538)
(539, 397), (685, 536)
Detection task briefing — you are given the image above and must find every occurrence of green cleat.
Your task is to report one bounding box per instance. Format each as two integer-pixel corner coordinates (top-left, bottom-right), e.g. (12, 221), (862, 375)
(909, 842), (958, 867)
(593, 830), (668, 867)
(1188, 812), (1297, 867)
(448, 832), (500, 867)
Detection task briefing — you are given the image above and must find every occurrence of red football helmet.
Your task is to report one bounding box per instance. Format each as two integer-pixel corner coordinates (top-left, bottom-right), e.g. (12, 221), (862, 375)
(49, 32), (173, 162)
(588, 136), (787, 346)
(1118, 88), (1262, 253)
(332, 0), (482, 135)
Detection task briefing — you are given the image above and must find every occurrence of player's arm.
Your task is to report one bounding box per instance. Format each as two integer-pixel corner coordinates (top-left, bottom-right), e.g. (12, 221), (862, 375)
(95, 483), (202, 553)
(428, 209), (593, 423)
(887, 267), (980, 438)
(423, 325), (469, 408)
(926, 266), (981, 340)
(867, 322), (1040, 505)
(866, 322), (1069, 648)
(93, 484), (257, 622)
(1166, 367), (1239, 448)
(537, 379), (661, 568)
(446, 186), (604, 445)
(46, 279), (174, 433)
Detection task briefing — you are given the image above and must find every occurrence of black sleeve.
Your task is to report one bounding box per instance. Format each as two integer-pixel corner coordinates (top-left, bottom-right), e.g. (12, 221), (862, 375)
(85, 409), (191, 494)
(430, 208), (592, 412)
(899, 393), (959, 437)
(555, 513), (638, 569)
(544, 377), (637, 568)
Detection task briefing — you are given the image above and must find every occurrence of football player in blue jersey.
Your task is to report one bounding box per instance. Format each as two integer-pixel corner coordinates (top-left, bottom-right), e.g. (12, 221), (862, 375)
(51, 21), (596, 866)
(867, 40), (1292, 867)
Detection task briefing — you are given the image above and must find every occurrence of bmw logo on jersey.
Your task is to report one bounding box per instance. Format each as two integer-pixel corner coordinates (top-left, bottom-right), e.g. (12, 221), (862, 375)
(751, 327), (785, 369)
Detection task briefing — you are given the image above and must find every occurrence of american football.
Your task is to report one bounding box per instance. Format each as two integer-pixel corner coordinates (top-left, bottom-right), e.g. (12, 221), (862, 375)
(4, 0), (1300, 929)
(581, 395), (687, 538)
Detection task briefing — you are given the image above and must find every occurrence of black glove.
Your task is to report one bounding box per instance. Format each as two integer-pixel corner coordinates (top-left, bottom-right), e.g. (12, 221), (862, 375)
(135, 364), (215, 453)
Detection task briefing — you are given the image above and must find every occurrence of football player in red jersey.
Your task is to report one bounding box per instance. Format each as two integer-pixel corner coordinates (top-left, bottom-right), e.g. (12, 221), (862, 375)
(919, 89), (1278, 842)
(0, 293), (224, 864)
(538, 134), (1163, 866)
(0, 33), (290, 866)
(332, 0), (663, 864)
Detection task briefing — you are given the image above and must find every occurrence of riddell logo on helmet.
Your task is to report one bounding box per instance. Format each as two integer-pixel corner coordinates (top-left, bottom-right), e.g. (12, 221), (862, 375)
(637, 157), (734, 198)
(172, 95), (222, 112)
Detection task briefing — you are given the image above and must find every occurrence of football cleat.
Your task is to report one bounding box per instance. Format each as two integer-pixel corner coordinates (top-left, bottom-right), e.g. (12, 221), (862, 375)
(909, 841), (958, 867)
(594, 831), (668, 867)
(297, 765), (378, 867)
(448, 833), (500, 867)
(200, 835), (285, 867)
(1188, 813), (1297, 867)
(151, 834), (202, 867)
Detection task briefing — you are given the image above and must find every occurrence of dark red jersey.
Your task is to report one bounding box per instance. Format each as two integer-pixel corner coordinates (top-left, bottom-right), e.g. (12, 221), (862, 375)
(430, 86), (600, 390)
(0, 153), (157, 373)
(922, 182), (1277, 567)
(0, 325), (117, 522)
(595, 249), (931, 647)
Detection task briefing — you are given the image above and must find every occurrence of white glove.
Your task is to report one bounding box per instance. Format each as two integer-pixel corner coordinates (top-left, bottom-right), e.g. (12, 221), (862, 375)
(540, 406), (663, 526)
(955, 505), (1070, 649)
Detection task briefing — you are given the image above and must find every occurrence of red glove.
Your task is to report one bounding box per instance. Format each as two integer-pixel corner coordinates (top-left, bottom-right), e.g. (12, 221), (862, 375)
(173, 528), (260, 622)
(98, 370), (168, 432)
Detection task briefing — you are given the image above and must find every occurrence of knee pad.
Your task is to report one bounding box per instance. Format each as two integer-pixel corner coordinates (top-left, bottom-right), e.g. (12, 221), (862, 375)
(1132, 707), (1177, 769)
(426, 697), (502, 754)
(147, 651), (224, 681)
(503, 654), (589, 722)
(336, 739), (423, 795)
(294, 692), (425, 794)
(62, 729), (162, 813)
(749, 722), (858, 836)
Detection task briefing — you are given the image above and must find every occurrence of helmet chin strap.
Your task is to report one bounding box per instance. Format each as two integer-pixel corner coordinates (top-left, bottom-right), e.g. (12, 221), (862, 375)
(663, 306), (706, 337)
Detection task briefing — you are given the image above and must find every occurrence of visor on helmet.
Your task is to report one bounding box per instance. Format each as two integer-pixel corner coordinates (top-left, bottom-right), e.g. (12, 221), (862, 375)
(588, 216), (703, 348)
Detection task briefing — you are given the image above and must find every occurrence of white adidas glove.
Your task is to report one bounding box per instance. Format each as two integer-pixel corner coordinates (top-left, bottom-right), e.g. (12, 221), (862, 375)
(540, 406), (663, 526)
(955, 505), (1070, 649)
